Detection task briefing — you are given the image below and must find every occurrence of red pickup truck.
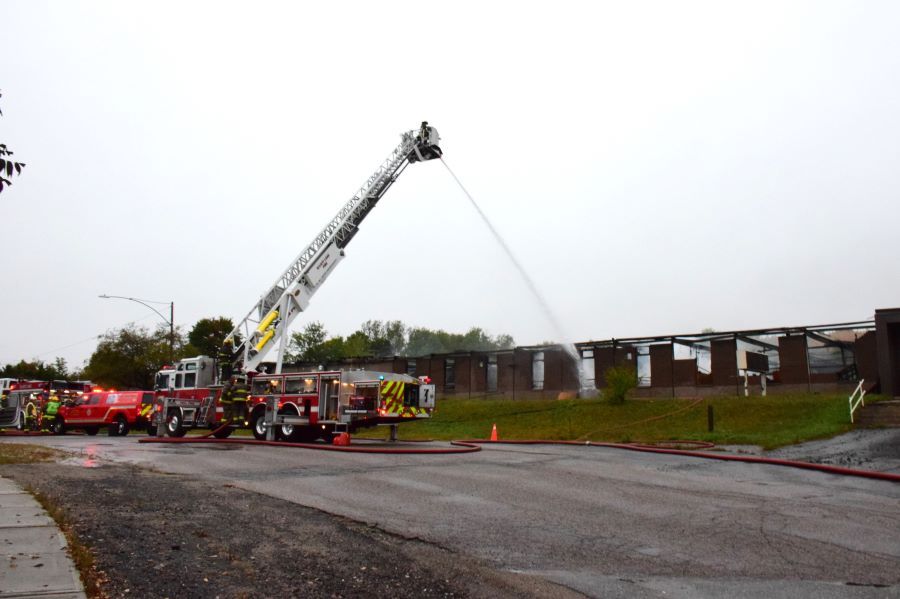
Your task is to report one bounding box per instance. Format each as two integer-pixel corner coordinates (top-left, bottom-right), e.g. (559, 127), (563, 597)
(54, 390), (155, 436)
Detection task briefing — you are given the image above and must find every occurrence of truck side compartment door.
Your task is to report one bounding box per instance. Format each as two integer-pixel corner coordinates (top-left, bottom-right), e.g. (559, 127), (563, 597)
(419, 384), (435, 409)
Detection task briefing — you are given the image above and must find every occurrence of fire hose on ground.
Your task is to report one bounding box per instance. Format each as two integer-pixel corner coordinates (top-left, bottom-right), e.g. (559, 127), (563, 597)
(137, 432), (900, 482)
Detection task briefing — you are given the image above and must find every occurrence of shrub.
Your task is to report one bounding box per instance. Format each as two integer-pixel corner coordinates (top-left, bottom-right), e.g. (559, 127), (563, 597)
(604, 365), (637, 404)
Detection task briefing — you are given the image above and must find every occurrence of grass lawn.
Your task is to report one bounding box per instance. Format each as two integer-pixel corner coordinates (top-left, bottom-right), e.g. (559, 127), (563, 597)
(0, 442), (64, 464)
(358, 393), (864, 450)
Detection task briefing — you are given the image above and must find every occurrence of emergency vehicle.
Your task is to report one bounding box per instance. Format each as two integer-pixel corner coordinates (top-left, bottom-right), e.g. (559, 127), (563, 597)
(248, 370), (433, 441)
(151, 123), (442, 439)
(53, 390), (156, 436)
(0, 378), (18, 398)
(150, 356), (228, 437)
(151, 361), (435, 441)
(0, 380), (93, 432)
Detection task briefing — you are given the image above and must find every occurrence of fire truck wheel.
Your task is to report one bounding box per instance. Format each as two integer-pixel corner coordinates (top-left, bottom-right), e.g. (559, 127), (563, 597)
(108, 417), (129, 437)
(251, 412), (267, 441)
(85, 427), (100, 436)
(276, 406), (299, 441)
(50, 418), (65, 435)
(166, 411), (187, 438)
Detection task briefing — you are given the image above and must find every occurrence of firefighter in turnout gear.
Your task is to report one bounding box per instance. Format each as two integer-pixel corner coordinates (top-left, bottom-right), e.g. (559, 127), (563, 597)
(42, 391), (61, 432)
(231, 378), (249, 425)
(220, 378), (235, 424)
(218, 339), (234, 382)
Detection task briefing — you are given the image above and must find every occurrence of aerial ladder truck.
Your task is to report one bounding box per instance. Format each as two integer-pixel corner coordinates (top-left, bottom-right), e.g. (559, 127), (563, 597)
(152, 123), (442, 439)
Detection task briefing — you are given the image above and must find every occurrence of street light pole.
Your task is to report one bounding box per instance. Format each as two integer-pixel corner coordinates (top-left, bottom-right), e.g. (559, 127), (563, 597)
(98, 294), (175, 359)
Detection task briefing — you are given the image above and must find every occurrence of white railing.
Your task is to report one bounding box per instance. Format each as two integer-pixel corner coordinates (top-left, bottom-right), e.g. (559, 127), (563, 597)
(849, 379), (866, 423)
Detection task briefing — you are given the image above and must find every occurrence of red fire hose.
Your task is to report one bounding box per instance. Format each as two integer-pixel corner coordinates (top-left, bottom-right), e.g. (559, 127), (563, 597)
(455, 439), (900, 483)
(139, 433), (900, 481)
(139, 434), (481, 454)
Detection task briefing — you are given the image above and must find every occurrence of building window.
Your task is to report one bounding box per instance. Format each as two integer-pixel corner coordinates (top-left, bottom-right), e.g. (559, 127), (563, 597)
(532, 351), (544, 391)
(636, 346), (651, 387)
(407, 359), (417, 377)
(581, 349), (595, 388)
(444, 359), (456, 391)
(487, 355), (498, 392)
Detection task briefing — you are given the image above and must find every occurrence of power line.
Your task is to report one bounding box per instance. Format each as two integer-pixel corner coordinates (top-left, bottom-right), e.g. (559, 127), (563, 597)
(28, 313), (157, 359)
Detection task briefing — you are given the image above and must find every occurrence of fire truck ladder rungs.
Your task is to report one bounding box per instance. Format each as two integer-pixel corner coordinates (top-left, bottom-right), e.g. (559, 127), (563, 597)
(225, 125), (440, 374)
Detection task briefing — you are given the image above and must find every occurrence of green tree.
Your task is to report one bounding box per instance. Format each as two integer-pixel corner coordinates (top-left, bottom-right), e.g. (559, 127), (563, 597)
(0, 90), (26, 193)
(288, 321), (329, 364)
(0, 358), (68, 381)
(494, 333), (516, 350)
(82, 324), (177, 389)
(382, 320), (407, 355)
(405, 325), (515, 356)
(343, 331), (372, 358)
(358, 319), (407, 356)
(188, 316), (235, 357)
(405, 327), (446, 356)
(316, 337), (347, 365)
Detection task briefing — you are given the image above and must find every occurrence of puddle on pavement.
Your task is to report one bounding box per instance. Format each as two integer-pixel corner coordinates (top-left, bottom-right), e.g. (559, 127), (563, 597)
(61, 454), (101, 468)
(60, 444), (103, 468)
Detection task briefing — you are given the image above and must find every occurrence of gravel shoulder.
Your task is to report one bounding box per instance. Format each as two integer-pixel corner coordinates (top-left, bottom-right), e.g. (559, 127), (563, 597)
(765, 429), (900, 472)
(0, 461), (581, 599)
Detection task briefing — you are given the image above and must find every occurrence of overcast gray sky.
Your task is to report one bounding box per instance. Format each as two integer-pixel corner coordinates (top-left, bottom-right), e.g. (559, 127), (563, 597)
(1, 0), (898, 369)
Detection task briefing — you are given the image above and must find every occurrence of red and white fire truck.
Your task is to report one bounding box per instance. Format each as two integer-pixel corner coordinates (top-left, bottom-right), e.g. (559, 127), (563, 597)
(152, 360), (434, 441)
(150, 123), (442, 440)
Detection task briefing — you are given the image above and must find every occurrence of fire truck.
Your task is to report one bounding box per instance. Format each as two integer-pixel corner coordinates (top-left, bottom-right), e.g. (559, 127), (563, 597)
(0, 380), (93, 432)
(151, 122), (442, 440)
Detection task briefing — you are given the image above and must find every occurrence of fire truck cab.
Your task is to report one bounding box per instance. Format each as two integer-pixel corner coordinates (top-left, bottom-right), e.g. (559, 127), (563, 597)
(154, 356), (217, 400)
(150, 356), (228, 436)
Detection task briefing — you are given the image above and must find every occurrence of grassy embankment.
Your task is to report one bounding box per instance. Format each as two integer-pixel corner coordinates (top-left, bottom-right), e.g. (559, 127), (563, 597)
(360, 393), (864, 450)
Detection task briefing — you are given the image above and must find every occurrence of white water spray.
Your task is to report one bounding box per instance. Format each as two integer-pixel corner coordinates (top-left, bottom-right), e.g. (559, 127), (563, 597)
(440, 158), (593, 395)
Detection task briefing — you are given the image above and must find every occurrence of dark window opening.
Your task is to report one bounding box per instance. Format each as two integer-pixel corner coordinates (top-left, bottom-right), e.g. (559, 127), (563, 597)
(444, 359), (456, 391)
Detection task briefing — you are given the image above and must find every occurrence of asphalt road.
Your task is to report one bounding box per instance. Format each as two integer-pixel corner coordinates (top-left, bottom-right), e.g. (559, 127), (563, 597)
(5, 434), (900, 598)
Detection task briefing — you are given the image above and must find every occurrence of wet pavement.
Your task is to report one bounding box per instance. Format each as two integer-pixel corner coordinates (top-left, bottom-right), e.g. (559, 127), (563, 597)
(2, 432), (899, 598)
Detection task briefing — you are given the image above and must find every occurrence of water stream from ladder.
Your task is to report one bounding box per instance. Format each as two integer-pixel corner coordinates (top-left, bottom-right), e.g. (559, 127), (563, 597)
(439, 158), (589, 393)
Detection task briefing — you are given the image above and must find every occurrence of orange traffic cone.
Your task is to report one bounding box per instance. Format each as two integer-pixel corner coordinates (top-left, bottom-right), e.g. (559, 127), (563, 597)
(490, 423), (498, 441)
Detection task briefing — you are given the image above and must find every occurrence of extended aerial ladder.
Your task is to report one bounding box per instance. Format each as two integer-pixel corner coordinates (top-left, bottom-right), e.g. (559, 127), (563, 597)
(224, 122), (442, 375)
